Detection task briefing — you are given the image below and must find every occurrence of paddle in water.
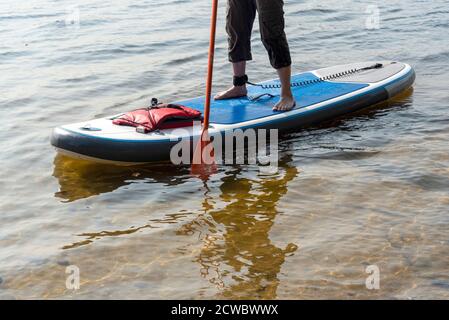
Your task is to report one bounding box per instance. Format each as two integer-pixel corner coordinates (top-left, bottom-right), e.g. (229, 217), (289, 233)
(191, 0), (218, 177)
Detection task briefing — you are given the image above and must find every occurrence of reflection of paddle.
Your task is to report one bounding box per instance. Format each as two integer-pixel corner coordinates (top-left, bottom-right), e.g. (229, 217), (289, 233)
(191, 0), (218, 178)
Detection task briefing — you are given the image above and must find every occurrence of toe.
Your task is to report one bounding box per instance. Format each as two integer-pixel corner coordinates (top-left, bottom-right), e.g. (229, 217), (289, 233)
(277, 103), (286, 111)
(274, 99), (295, 111)
(215, 92), (227, 100)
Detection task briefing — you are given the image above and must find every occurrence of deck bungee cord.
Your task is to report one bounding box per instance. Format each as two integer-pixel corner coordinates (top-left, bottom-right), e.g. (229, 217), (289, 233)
(243, 63), (384, 101)
(244, 63), (384, 90)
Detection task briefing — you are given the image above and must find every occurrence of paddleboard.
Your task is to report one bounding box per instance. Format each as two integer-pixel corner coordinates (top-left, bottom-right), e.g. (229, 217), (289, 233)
(51, 61), (415, 165)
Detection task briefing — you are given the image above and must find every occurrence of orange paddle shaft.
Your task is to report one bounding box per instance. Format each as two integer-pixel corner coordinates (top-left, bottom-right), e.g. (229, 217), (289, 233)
(203, 0), (218, 130)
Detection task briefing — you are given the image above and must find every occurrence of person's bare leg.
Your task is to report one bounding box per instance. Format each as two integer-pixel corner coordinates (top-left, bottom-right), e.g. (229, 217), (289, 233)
(273, 66), (296, 111)
(214, 61), (248, 100)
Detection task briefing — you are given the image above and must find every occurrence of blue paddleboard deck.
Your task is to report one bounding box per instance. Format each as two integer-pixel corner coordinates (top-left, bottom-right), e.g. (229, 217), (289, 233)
(180, 72), (368, 125)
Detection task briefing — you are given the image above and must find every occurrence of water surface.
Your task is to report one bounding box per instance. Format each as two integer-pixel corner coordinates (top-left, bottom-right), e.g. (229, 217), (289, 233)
(1, 0), (449, 299)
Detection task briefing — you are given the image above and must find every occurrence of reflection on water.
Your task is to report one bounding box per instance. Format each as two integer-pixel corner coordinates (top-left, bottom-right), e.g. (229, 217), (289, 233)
(53, 155), (191, 202)
(48, 154), (300, 299)
(178, 159), (299, 299)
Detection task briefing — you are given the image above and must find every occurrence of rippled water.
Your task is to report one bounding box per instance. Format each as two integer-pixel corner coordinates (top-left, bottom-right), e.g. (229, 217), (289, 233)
(1, 0), (449, 299)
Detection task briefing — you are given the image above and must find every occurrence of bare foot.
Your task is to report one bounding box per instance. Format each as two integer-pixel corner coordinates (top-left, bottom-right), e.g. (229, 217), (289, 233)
(214, 85), (247, 100)
(273, 95), (296, 111)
